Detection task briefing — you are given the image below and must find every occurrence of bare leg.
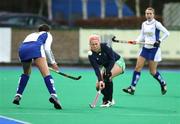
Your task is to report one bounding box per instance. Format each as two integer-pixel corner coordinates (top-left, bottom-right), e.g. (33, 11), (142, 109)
(34, 57), (49, 77)
(122, 56), (146, 95)
(111, 63), (123, 78)
(34, 57), (62, 109)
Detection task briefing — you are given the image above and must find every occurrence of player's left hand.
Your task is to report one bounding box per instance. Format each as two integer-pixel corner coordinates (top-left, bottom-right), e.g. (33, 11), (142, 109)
(153, 40), (161, 47)
(128, 40), (136, 45)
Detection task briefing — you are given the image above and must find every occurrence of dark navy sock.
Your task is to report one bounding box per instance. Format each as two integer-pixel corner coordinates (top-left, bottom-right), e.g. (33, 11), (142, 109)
(101, 87), (108, 102)
(17, 74), (29, 95)
(44, 75), (56, 94)
(131, 71), (141, 87)
(153, 71), (165, 85)
(107, 81), (113, 101)
(101, 81), (113, 102)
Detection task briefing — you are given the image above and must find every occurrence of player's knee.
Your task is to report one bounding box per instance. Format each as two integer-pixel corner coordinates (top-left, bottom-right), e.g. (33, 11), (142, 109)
(149, 70), (156, 75)
(134, 65), (142, 72)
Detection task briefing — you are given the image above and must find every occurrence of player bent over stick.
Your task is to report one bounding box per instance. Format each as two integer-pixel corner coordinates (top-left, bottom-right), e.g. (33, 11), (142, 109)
(12, 24), (62, 109)
(122, 7), (170, 95)
(88, 34), (126, 107)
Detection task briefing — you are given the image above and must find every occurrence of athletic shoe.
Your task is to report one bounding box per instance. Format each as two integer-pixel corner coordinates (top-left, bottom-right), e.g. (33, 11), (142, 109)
(122, 86), (135, 95)
(161, 83), (167, 95)
(49, 96), (62, 109)
(100, 99), (115, 107)
(12, 95), (21, 105)
(100, 101), (111, 107)
(110, 99), (115, 106)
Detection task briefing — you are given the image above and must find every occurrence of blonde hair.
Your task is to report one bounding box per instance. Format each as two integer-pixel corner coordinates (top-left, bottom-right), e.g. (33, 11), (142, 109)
(146, 7), (155, 14)
(89, 34), (101, 43)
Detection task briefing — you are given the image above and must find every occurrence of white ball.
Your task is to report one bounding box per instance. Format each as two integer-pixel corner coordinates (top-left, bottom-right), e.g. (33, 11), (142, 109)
(88, 50), (92, 55)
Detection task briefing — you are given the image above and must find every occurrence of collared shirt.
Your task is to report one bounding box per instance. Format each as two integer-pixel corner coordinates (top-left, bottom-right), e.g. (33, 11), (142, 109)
(88, 43), (120, 81)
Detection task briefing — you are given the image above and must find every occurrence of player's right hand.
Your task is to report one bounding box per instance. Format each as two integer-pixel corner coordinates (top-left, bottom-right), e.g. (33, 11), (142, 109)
(128, 40), (136, 44)
(51, 63), (59, 71)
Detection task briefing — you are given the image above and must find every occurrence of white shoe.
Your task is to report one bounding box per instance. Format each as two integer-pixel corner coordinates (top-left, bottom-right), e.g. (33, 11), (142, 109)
(100, 99), (115, 107)
(100, 101), (111, 107)
(110, 99), (115, 106)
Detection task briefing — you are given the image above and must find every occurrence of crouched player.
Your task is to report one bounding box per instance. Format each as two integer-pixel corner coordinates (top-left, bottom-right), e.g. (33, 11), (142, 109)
(88, 34), (126, 107)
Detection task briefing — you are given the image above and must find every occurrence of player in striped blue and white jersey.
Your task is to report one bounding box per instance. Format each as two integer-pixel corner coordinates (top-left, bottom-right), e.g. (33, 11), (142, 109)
(12, 24), (62, 109)
(123, 7), (170, 95)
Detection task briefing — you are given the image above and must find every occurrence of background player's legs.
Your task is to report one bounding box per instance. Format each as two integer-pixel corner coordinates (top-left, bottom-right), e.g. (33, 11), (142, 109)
(149, 61), (167, 95)
(123, 56), (145, 95)
(131, 56), (145, 87)
(149, 61), (165, 84)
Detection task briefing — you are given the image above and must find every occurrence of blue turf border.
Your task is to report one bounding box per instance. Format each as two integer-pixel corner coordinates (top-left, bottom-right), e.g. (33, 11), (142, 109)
(0, 115), (29, 124)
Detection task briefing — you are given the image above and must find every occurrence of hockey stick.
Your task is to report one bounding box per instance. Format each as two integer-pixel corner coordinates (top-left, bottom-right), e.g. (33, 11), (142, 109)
(112, 36), (154, 46)
(49, 67), (82, 80)
(89, 90), (101, 108)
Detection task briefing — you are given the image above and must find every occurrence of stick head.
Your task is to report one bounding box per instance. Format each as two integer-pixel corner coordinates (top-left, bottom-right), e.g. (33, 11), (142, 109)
(89, 104), (96, 108)
(112, 36), (119, 42)
(76, 76), (82, 80)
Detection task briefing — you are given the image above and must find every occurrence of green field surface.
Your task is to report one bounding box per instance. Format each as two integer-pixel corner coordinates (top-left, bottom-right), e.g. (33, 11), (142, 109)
(0, 66), (180, 124)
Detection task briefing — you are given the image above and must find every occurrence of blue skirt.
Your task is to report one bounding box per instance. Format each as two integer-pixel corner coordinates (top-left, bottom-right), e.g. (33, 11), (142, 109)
(18, 41), (43, 62)
(140, 47), (161, 62)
